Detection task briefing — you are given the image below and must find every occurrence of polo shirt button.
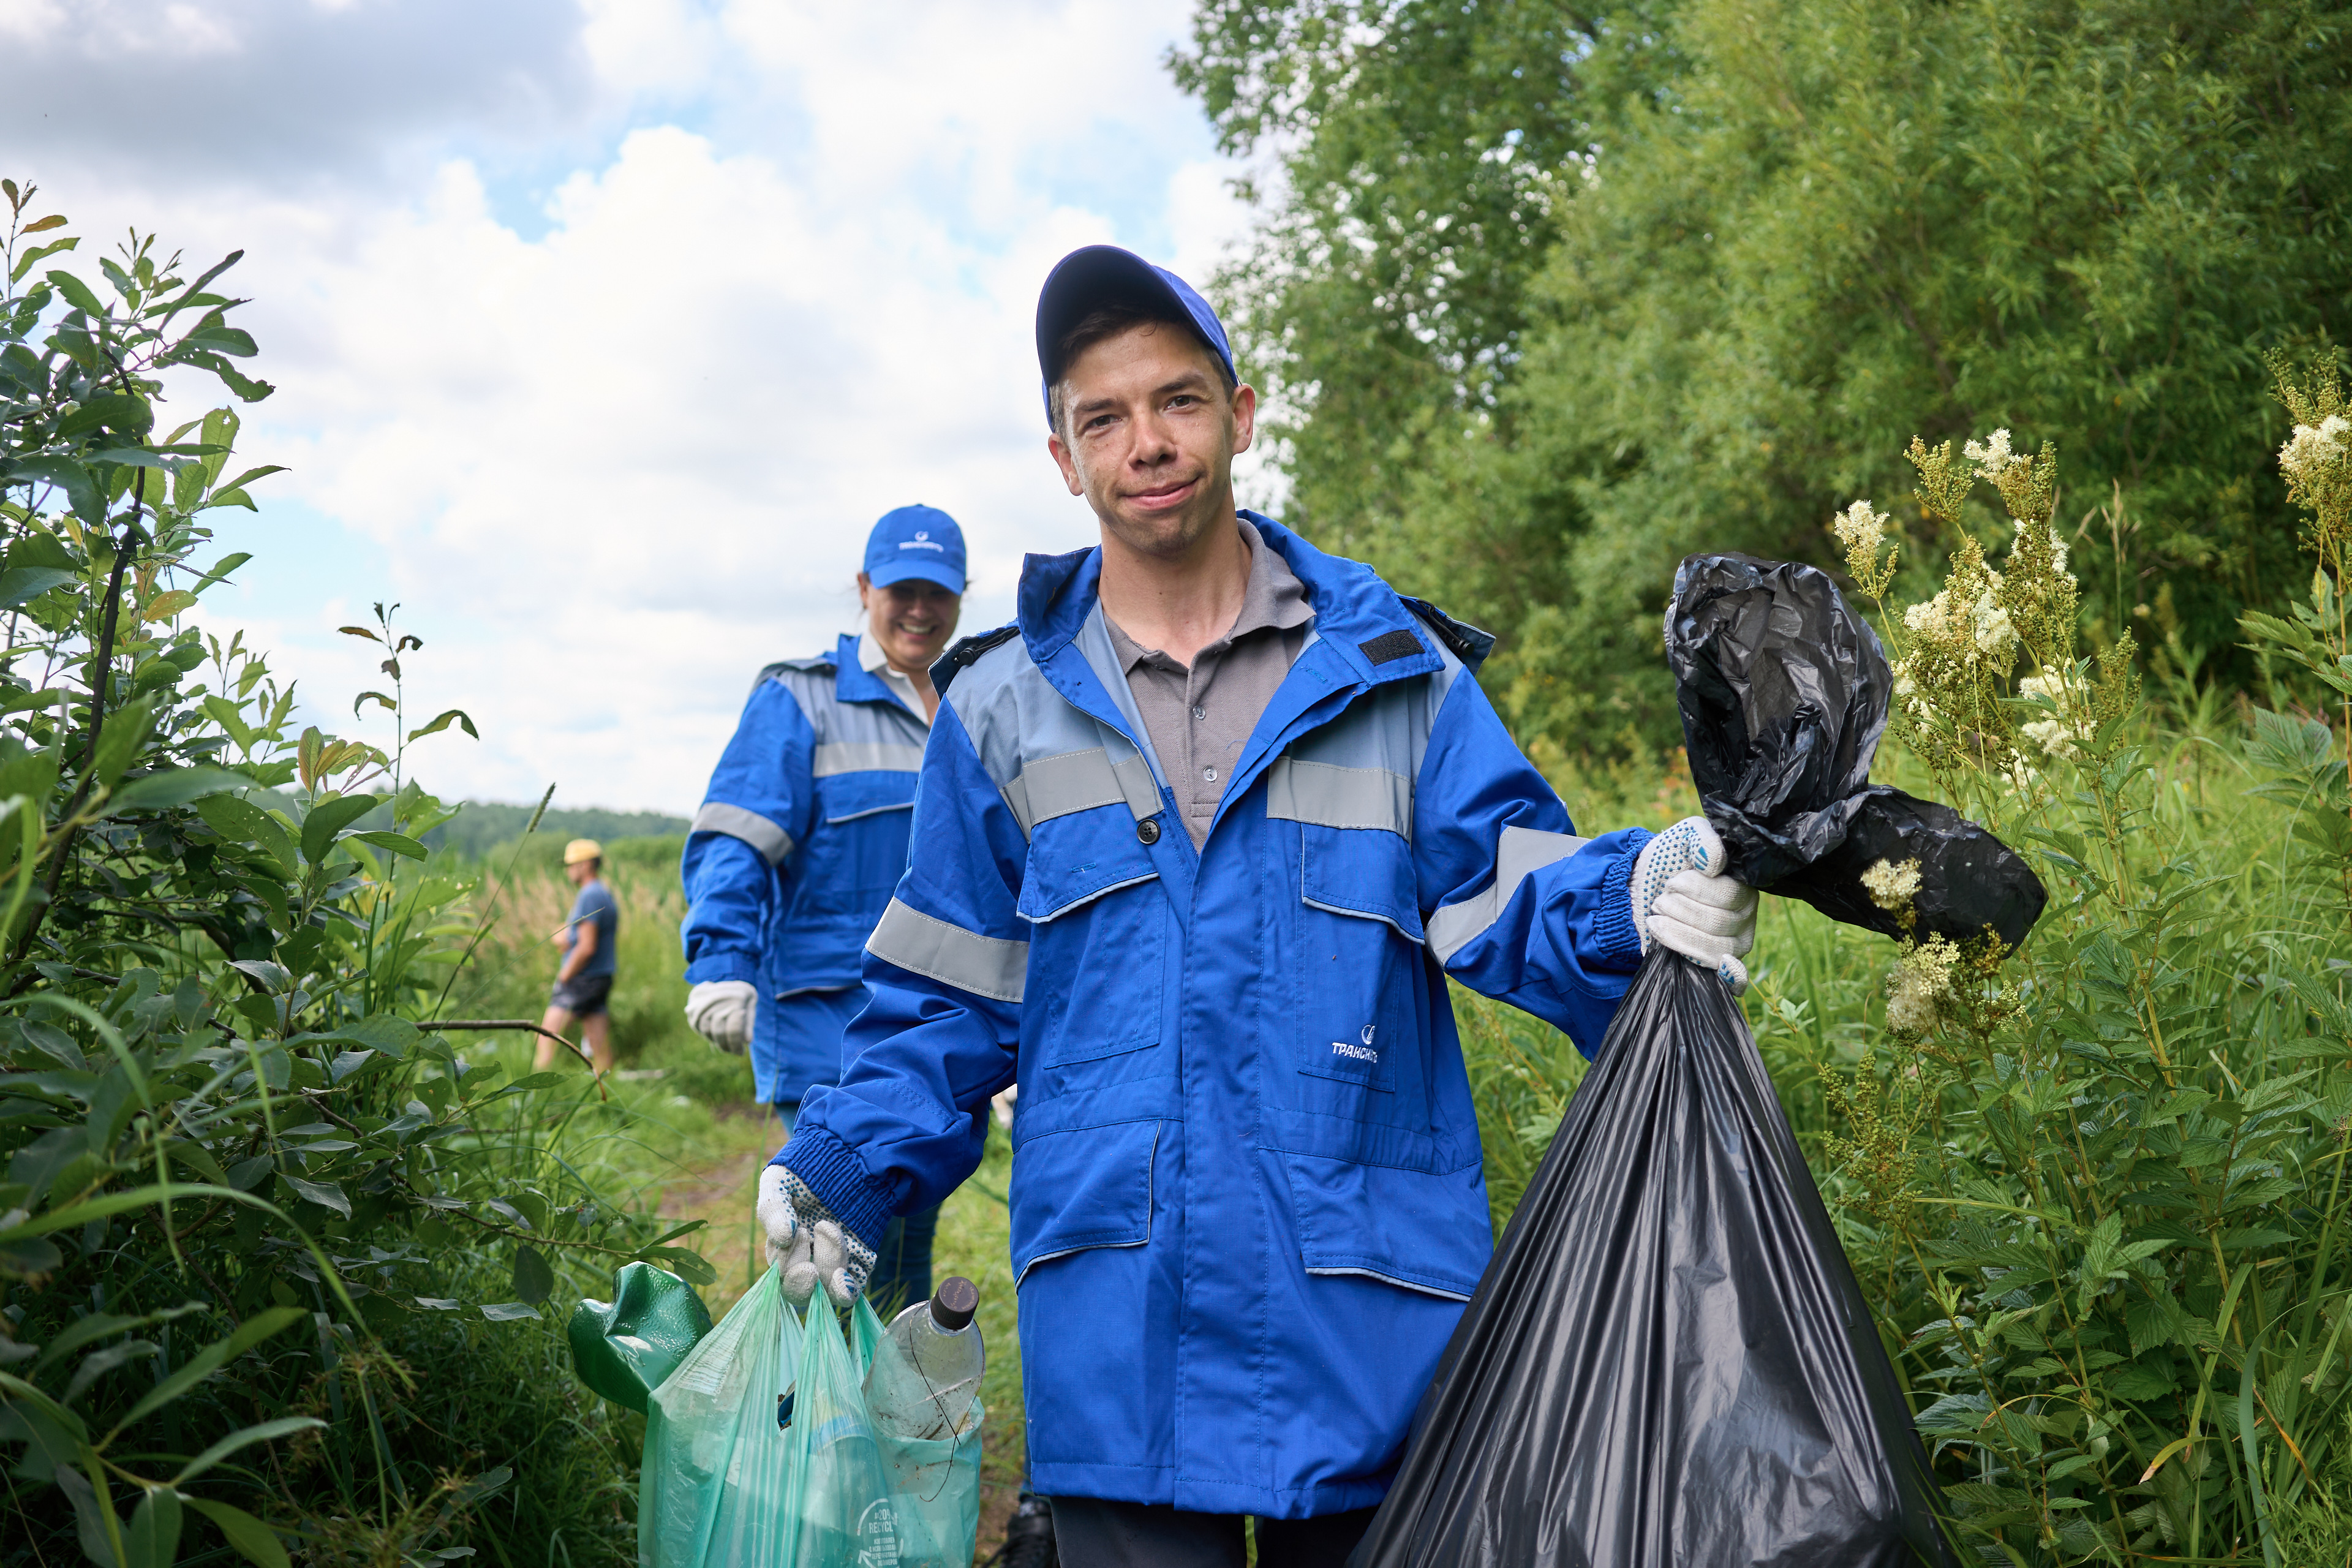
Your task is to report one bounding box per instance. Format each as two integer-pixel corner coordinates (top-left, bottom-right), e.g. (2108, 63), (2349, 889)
(1137, 818), (1161, 845)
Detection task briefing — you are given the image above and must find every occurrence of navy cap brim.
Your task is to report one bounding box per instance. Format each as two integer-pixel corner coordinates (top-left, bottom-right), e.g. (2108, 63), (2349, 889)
(867, 557), (965, 594)
(1036, 245), (1235, 428)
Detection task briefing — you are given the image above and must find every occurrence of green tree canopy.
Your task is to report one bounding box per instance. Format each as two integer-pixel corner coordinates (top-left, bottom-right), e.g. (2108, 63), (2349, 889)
(1178, 0), (2352, 753)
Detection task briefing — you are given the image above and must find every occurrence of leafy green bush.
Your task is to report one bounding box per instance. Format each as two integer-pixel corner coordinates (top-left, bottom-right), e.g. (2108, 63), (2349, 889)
(0, 186), (709, 1568)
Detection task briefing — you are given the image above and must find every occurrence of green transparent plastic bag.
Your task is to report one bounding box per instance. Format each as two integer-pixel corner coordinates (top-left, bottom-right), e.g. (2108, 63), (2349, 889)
(639, 1266), (804, 1568)
(639, 1271), (982, 1568)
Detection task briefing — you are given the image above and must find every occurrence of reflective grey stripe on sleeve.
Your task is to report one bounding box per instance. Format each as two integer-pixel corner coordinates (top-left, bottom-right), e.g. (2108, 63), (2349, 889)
(689, 802), (794, 866)
(1265, 756), (1413, 839)
(1425, 824), (1591, 965)
(997, 747), (1158, 837)
(812, 741), (927, 777)
(865, 897), (1029, 1003)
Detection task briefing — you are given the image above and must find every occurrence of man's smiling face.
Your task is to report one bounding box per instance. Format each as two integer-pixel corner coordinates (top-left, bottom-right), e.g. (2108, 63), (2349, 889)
(1049, 321), (1256, 560)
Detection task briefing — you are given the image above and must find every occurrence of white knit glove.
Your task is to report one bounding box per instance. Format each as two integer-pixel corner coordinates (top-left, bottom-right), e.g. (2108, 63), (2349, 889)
(756, 1163), (875, 1308)
(684, 979), (756, 1052)
(1631, 816), (1758, 995)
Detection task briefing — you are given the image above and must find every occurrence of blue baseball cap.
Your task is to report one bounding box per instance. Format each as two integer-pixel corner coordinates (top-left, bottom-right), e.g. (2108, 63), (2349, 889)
(863, 505), (966, 594)
(1036, 245), (1236, 429)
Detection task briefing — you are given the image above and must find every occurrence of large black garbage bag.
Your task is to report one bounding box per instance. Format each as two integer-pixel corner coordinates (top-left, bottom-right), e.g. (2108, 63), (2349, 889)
(1349, 951), (1957, 1568)
(1667, 552), (2045, 949)
(1348, 553), (2049, 1568)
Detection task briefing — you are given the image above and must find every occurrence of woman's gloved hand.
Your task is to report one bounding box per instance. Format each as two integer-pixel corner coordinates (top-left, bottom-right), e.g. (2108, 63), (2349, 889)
(756, 1163), (875, 1308)
(685, 979), (756, 1052)
(1632, 815), (1760, 994)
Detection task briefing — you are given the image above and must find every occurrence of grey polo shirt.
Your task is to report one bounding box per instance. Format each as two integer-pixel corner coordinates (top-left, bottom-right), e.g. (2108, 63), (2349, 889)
(1104, 518), (1315, 847)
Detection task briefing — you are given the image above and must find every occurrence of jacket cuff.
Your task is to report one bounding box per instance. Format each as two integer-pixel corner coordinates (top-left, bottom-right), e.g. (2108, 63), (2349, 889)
(685, 952), (760, 986)
(772, 1123), (897, 1251)
(1589, 827), (1654, 971)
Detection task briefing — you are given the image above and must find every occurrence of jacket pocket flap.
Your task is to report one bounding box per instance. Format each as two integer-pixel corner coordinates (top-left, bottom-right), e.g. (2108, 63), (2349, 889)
(1278, 1150), (1490, 1301)
(1300, 823), (1425, 941)
(818, 770), (917, 824)
(1017, 811), (1161, 922)
(1011, 1120), (1159, 1281)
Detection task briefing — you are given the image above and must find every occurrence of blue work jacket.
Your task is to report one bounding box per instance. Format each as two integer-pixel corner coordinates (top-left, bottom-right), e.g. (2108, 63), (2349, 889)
(778, 518), (1653, 1517)
(680, 635), (927, 1104)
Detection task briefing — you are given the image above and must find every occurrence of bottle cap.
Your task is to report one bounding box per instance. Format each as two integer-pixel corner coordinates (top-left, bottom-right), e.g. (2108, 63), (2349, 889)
(929, 1275), (979, 1332)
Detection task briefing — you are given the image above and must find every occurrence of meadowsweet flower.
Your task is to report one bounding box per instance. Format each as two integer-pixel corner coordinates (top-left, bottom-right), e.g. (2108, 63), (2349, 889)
(2018, 670), (2084, 760)
(2280, 414), (2349, 484)
(1965, 428), (2018, 481)
(1833, 500), (1887, 559)
(1861, 858), (1921, 914)
(1885, 935), (1960, 1033)
(1973, 588), (2015, 657)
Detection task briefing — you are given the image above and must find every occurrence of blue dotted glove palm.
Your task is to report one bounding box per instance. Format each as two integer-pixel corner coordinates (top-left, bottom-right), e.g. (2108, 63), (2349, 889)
(1631, 815), (1759, 994)
(756, 1163), (875, 1308)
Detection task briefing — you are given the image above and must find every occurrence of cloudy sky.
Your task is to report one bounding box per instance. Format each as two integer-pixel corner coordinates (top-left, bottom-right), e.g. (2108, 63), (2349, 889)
(2, 0), (1270, 815)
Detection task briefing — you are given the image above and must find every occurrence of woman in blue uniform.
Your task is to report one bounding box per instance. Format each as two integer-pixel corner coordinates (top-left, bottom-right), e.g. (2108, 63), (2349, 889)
(679, 504), (963, 1308)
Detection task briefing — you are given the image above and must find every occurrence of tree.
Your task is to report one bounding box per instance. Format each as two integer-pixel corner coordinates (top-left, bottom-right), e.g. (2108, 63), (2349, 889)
(1178, 0), (2352, 754)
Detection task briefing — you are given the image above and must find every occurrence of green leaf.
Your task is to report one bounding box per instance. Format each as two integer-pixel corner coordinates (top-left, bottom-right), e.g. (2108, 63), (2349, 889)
(180, 325), (258, 357)
(105, 766), (249, 816)
(281, 1175), (349, 1218)
(0, 565), (78, 607)
(345, 830), (425, 861)
(513, 1245), (554, 1306)
(7, 456), (102, 521)
(91, 697), (157, 790)
(112, 1306), (304, 1433)
(7, 235), (77, 285)
(170, 1416), (326, 1487)
(479, 1302), (541, 1322)
(179, 1498), (288, 1568)
(125, 1485), (182, 1568)
(194, 794), (296, 876)
(406, 708), (478, 742)
(298, 792), (382, 864)
(45, 265), (107, 312)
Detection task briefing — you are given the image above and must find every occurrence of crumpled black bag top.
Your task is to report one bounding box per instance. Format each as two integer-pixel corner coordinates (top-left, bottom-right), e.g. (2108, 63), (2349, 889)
(1668, 554), (1890, 889)
(1669, 552), (2046, 951)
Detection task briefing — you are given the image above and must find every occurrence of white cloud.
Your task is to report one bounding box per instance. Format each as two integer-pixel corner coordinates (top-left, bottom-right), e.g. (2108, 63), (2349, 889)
(13, 0), (1256, 814)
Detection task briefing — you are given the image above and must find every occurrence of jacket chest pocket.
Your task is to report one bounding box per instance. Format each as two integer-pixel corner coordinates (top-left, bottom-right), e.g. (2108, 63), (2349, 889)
(1019, 812), (1167, 1068)
(1292, 824), (1427, 1098)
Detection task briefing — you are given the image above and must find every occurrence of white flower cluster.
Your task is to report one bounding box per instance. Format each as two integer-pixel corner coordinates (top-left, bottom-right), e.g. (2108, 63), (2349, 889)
(1860, 857), (1922, 914)
(1965, 428), (2021, 481)
(1902, 574), (2016, 659)
(1885, 934), (1960, 1033)
(2020, 516), (2071, 575)
(1833, 499), (1888, 560)
(2280, 414), (2349, 485)
(2018, 670), (2084, 761)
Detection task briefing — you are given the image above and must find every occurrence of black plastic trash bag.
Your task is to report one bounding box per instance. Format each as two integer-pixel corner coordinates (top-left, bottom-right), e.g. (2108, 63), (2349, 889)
(1348, 554), (2045, 1568)
(1668, 552), (2045, 949)
(1349, 950), (1956, 1568)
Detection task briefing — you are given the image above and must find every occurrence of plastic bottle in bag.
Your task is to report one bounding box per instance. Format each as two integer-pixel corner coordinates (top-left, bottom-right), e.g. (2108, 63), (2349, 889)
(864, 1276), (984, 1442)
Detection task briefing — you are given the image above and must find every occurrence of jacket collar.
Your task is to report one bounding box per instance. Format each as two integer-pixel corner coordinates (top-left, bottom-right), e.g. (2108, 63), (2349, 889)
(832, 632), (916, 715)
(1015, 511), (1439, 687)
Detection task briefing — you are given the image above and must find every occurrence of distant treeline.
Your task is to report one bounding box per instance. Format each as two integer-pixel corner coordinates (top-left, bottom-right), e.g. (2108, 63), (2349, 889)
(253, 793), (690, 862)
(424, 801), (690, 861)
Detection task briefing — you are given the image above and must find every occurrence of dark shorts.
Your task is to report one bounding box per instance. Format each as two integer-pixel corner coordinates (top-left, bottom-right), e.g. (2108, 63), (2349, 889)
(549, 973), (613, 1017)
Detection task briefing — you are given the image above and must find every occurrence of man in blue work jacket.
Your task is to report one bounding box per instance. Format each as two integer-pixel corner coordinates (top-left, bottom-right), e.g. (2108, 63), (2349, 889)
(680, 504), (964, 1308)
(758, 249), (1760, 1568)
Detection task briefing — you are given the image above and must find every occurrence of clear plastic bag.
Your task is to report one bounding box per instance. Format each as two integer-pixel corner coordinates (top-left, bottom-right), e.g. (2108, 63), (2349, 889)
(638, 1269), (983, 1568)
(856, 1307), (985, 1568)
(639, 1265), (804, 1568)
